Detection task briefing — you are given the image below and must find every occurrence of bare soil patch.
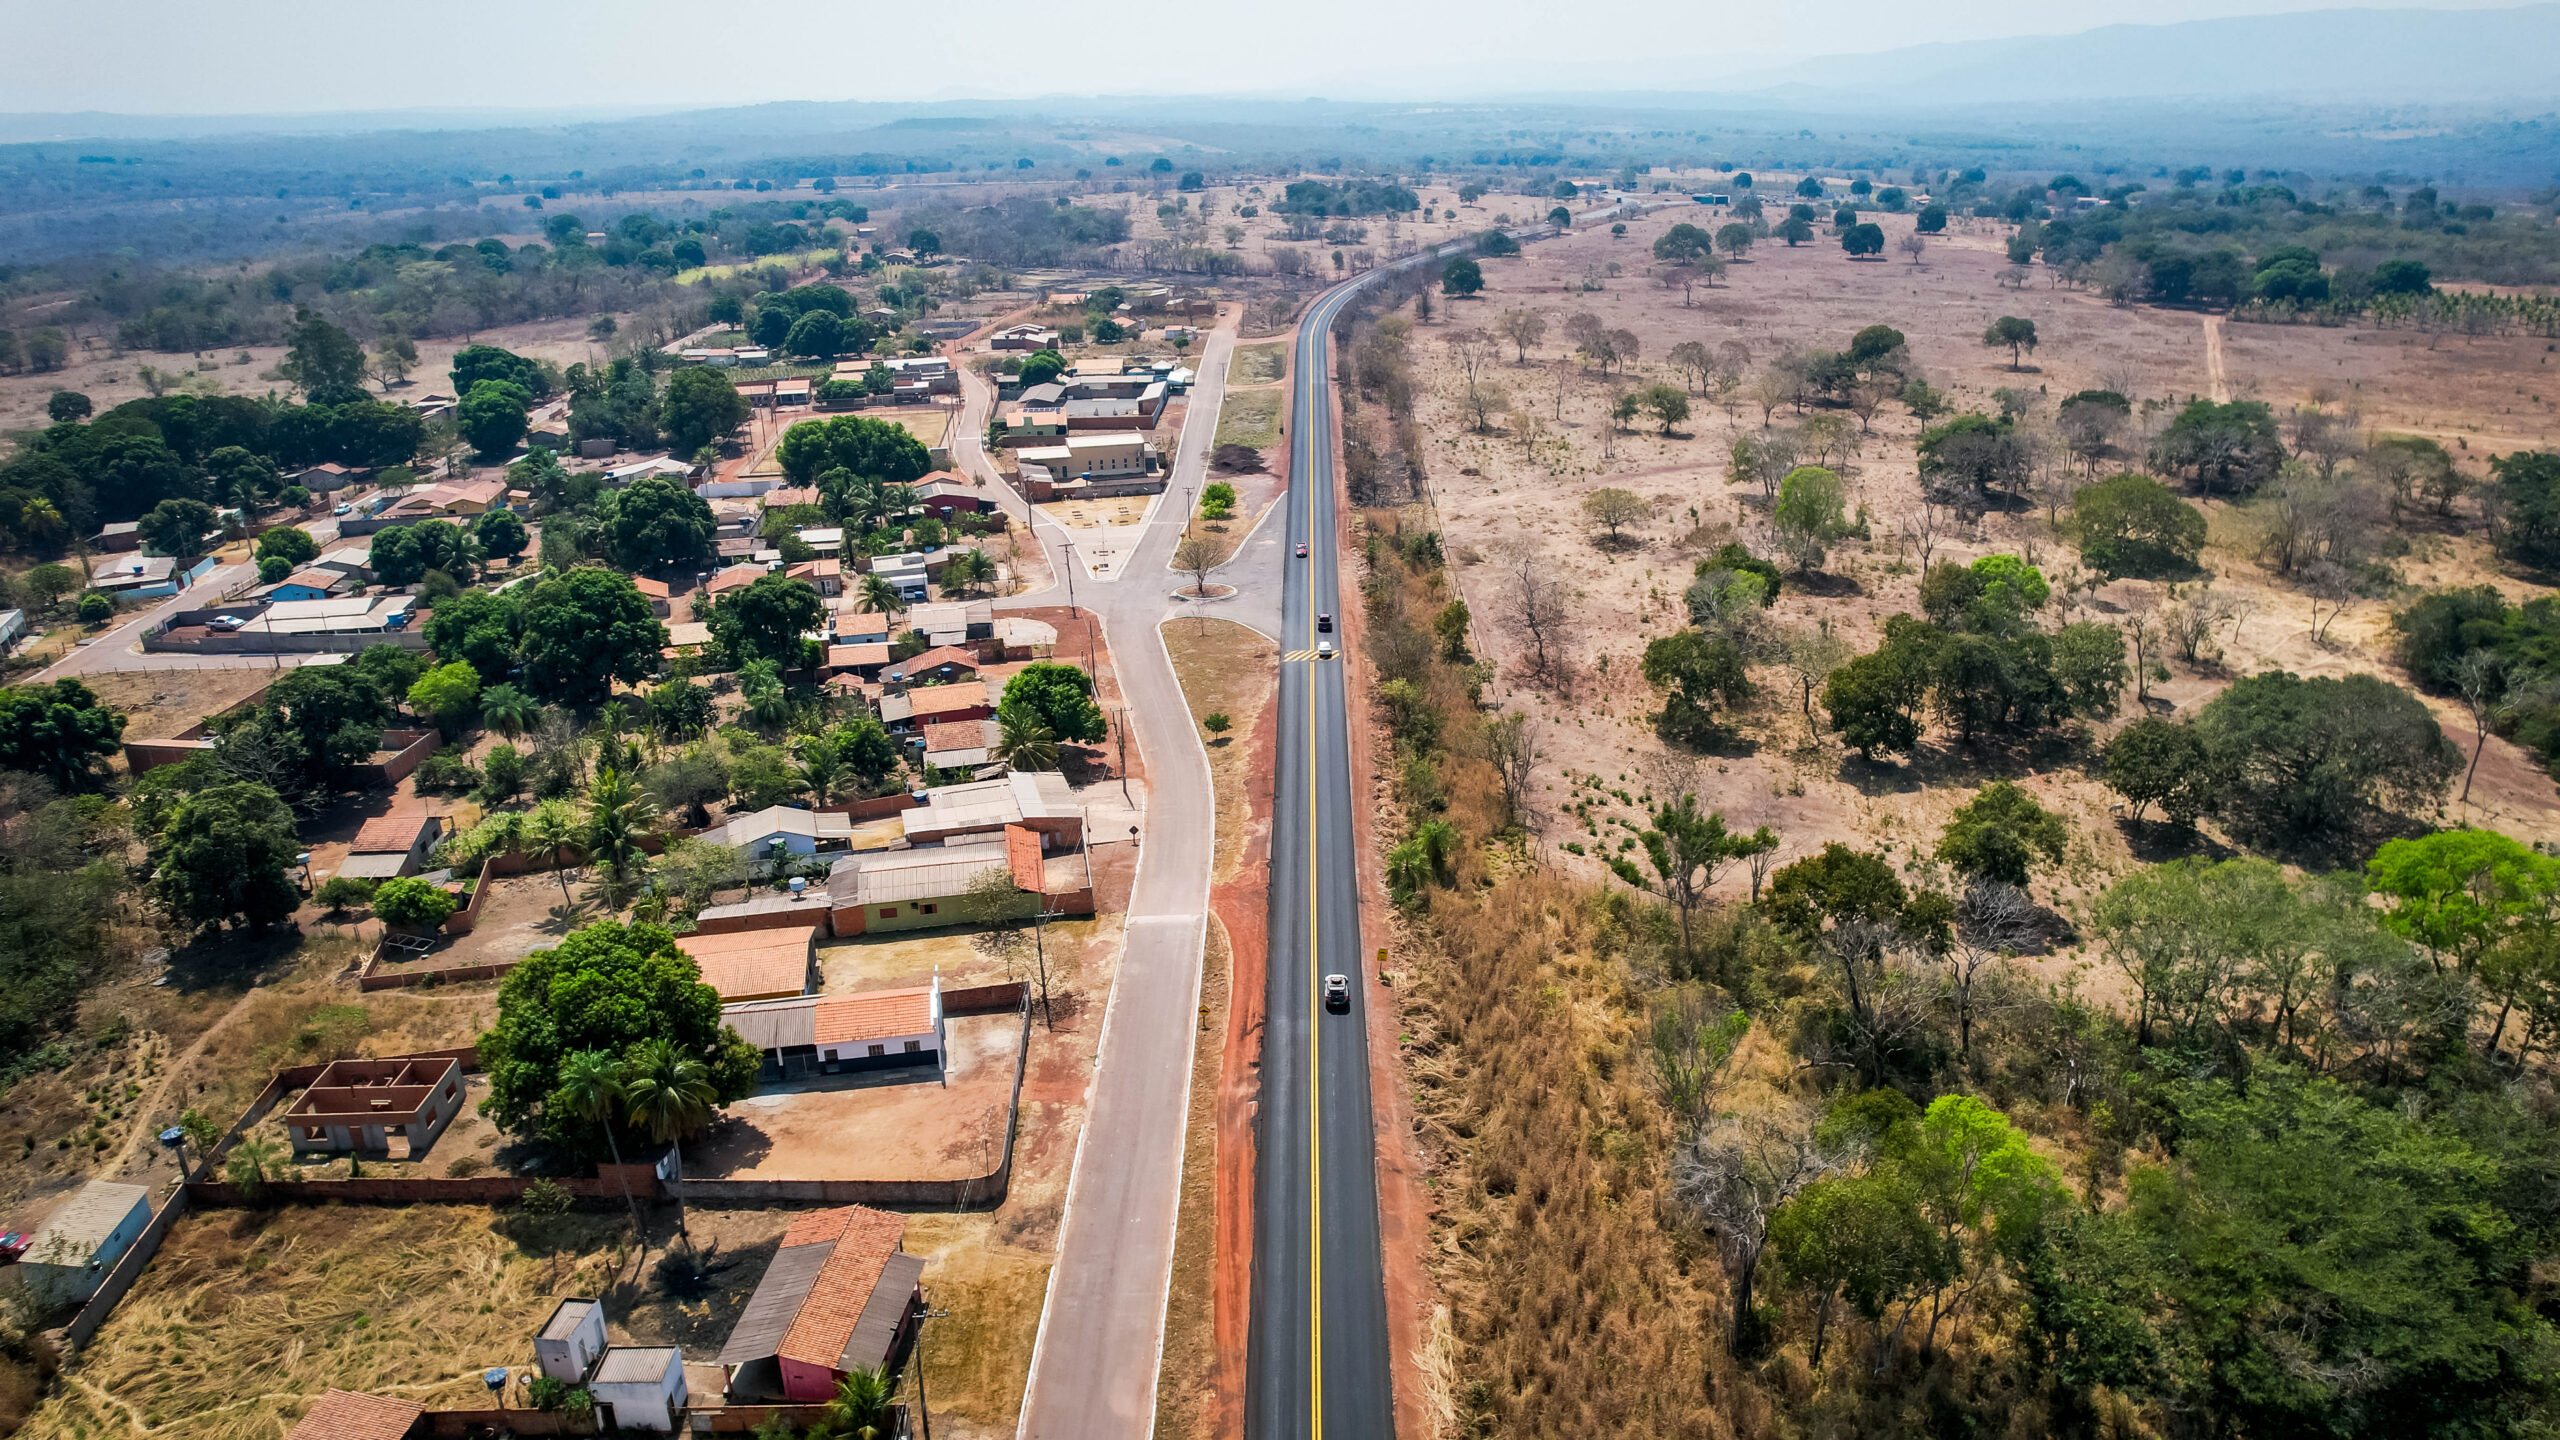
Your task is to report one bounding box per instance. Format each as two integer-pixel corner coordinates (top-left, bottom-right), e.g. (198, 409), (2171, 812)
(690, 1012), (1023, 1185)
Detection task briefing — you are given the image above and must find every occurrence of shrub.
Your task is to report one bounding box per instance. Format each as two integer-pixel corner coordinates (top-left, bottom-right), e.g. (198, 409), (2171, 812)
(314, 876), (378, 914)
(78, 593), (113, 624)
(412, 750), (480, 796)
(372, 875), (459, 930)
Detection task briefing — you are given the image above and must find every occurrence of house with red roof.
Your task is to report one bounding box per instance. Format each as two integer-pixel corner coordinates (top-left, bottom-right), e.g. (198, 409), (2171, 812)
(714, 1205), (925, 1402)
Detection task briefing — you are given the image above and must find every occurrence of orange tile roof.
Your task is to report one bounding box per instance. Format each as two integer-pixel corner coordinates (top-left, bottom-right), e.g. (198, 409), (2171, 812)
(286, 1390), (424, 1440)
(828, 642), (892, 671)
(676, 927), (816, 1000)
(349, 811), (436, 855)
(813, 988), (935, 1046)
(922, 719), (995, 754)
(1006, 824), (1045, 892)
(632, 576), (673, 598)
(903, 645), (980, 673)
(904, 686), (993, 720)
(834, 611), (893, 636)
(706, 563), (766, 595)
(776, 1206), (908, 1371)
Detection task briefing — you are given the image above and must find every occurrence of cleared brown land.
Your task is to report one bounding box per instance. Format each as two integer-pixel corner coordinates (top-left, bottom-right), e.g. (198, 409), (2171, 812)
(1403, 201), (2560, 937)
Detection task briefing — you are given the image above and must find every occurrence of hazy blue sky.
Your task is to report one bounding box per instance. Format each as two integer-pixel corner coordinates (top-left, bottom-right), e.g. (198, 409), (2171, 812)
(0, 0), (2535, 114)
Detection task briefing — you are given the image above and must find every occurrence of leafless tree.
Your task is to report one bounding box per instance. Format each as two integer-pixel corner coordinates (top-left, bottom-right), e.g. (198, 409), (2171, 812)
(1777, 622), (1853, 727)
(1493, 307), (1547, 363)
(1503, 546), (1574, 686)
(1173, 535), (1221, 599)
(1946, 881), (2037, 1058)
(1667, 340), (1714, 393)
(2124, 599), (2166, 705)
(1583, 487), (1654, 549)
(2284, 403), (2365, 480)
(1561, 311), (1604, 359)
(2305, 559), (2360, 645)
(1673, 1105), (1834, 1355)
(1845, 372), (1895, 432)
(1749, 369), (1792, 428)
(1484, 711), (1539, 831)
(1909, 499), (1950, 572)
(2454, 649), (2503, 805)
(1897, 232), (1927, 265)
(2161, 582), (2234, 667)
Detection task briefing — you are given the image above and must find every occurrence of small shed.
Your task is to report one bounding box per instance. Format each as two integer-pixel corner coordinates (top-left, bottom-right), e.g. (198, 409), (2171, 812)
(590, 1346), (688, 1432)
(19, 1180), (151, 1305)
(534, 1297), (608, 1383)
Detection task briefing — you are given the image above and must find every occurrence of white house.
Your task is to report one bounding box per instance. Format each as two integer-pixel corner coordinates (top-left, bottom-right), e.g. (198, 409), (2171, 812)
(588, 1347), (688, 1432)
(19, 1180), (151, 1306)
(535, 1298), (609, 1383)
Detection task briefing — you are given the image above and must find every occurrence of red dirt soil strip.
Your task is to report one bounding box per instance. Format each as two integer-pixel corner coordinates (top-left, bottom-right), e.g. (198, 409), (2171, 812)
(1210, 671), (1280, 1440)
(1328, 383), (1436, 1440)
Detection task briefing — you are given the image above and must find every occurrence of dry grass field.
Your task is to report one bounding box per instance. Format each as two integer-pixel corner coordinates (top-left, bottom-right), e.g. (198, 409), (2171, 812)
(1394, 197), (2560, 951)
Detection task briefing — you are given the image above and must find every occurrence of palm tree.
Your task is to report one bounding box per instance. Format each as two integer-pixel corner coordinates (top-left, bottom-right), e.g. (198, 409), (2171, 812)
(947, 548), (997, 596)
(623, 1037), (718, 1243)
(995, 714), (1060, 772)
(739, 659), (790, 732)
(831, 1368), (894, 1439)
(525, 800), (581, 904)
(584, 768), (652, 902)
(858, 574), (904, 621)
(797, 731), (846, 806)
(224, 1137), (286, 1199)
(556, 1050), (647, 1244)
(843, 474), (895, 535)
(481, 683), (538, 737)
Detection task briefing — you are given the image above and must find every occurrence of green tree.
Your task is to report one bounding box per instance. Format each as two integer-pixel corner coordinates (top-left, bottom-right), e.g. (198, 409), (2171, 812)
(1936, 781), (2069, 885)
(660, 366), (749, 454)
(2070, 473), (2207, 578)
(1638, 382), (1690, 434)
(2193, 670), (2460, 844)
(2490, 451), (2560, 569)
(1823, 641), (1931, 760)
(450, 344), (547, 400)
(1441, 256), (1484, 296)
(255, 526), (320, 567)
(709, 573), (824, 669)
(278, 308), (368, 404)
(2124, 1069), (2548, 1436)
(262, 664), (387, 782)
(1017, 349), (1067, 389)
(78, 592), (114, 625)
(1840, 222), (1885, 257)
(425, 590), (521, 682)
(372, 875), (459, 930)
(46, 391), (91, 423)
(517, 569), (665, 709)
(407, 661), (482, 736)
(604, 474), (716, 572)
(1638, 793), (1748, 954)
(477, 919), (761, 1157)
(474, 507), (528, 560)
(138, 498), (218, 560)
(459, 379), (533, 459)
(1641, 629), (1751, 746)
(1772, 465), (1853, 572)
(0, 679), (126, 790)
(1982, 315), (2038, 369)
(1652, 223), (1712, 264)
(999, 662), (1106, 744)
(2151, 400), (2284, 497)
(153, 782), (302, 932)
(2102, 716), (2217, 824)
(772, 414), (932, 487)
(2365, 827), (2560, 973)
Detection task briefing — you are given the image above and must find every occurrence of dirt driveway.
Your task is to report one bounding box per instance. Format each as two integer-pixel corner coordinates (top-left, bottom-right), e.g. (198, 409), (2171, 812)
(688, 1012), (1023, 1183)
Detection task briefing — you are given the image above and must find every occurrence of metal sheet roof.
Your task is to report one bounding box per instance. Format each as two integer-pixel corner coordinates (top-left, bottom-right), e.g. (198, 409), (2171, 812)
(716, 1239), (833, 1366)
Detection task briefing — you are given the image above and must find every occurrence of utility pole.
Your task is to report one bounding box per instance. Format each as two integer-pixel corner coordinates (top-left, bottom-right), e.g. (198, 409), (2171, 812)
(1059, 541), (1078, 617)
(1113, 706), (1131, 806)
(908, 1289), (951, 1440)
(1030, 907), (1063, 1029)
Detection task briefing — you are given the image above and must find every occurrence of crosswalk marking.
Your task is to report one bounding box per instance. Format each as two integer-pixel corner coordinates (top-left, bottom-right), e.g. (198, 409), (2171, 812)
(1284, 648), (1344, 662)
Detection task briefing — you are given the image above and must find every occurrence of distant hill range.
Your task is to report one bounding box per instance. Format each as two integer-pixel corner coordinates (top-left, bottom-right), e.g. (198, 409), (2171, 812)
(1706, 4), (2560, 106)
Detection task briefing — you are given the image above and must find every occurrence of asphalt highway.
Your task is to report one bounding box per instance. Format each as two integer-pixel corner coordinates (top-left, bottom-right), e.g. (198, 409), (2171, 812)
(1247, 267), (1403, 1440)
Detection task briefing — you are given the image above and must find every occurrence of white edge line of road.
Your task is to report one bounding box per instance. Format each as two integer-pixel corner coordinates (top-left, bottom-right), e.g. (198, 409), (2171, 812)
(1012, 605), (1217, 1440)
